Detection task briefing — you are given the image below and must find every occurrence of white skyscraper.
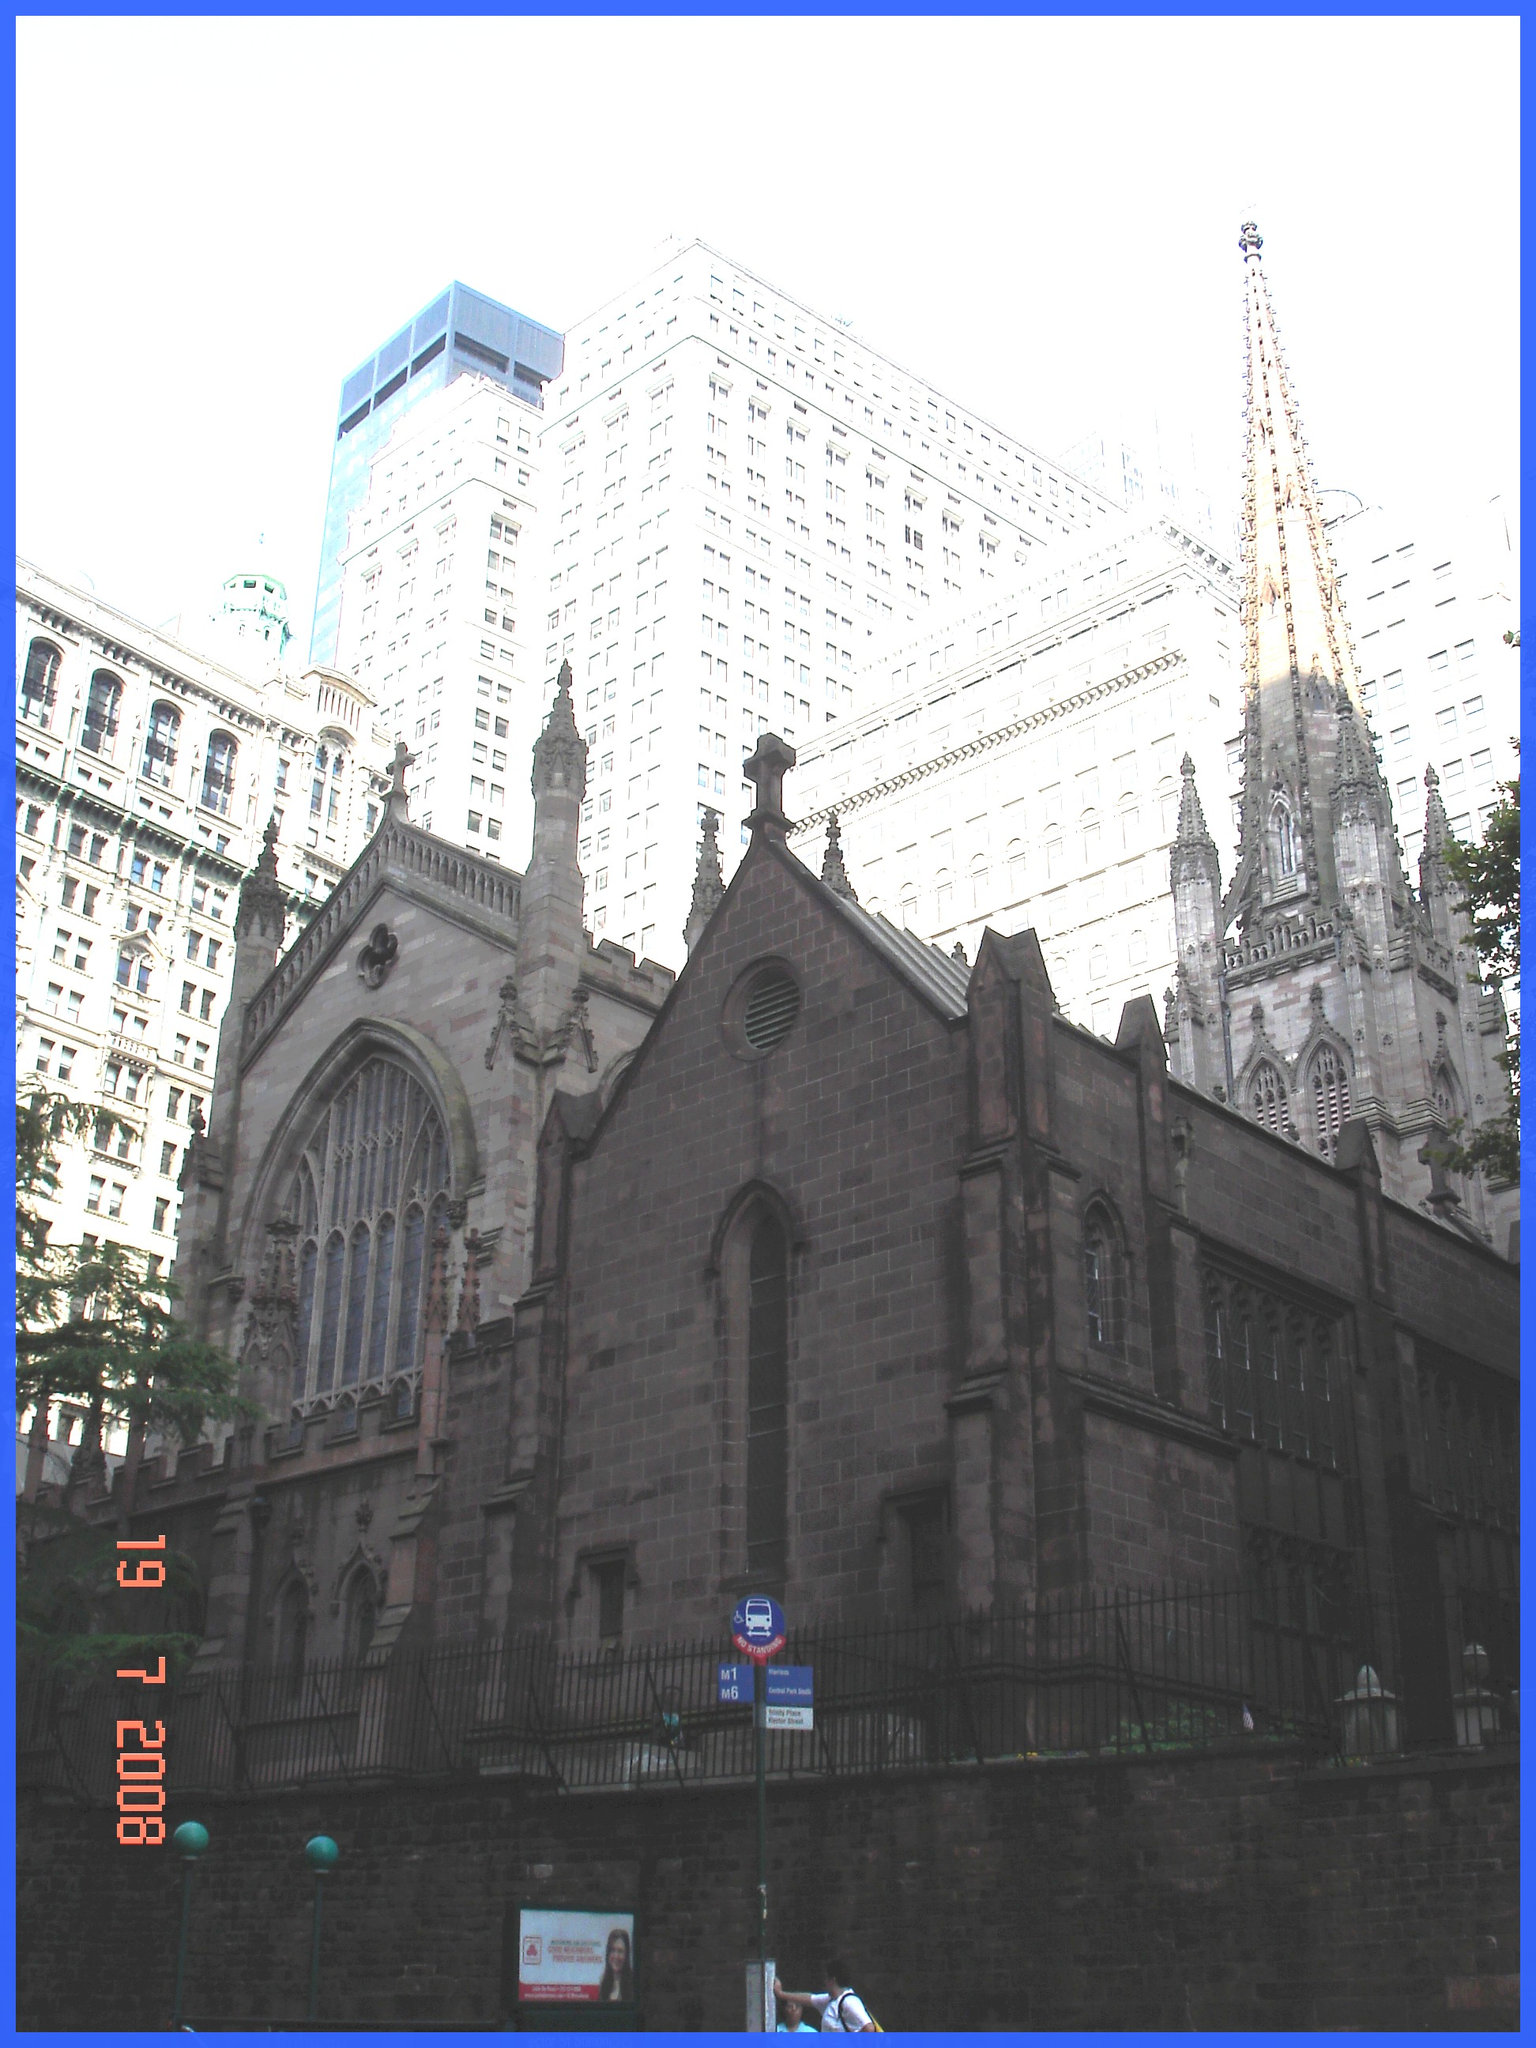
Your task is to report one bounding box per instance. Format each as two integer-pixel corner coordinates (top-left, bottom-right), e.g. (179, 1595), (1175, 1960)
(534, 239), (1122, 969)
(331, 375), (550, 862)
(789, 518), (1241, 1038)
(1325, 491), (1520, 868)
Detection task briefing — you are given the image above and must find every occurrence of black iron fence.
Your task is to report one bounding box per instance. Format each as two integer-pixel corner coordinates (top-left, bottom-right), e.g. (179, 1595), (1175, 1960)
(21, 1579), (1515, 1807)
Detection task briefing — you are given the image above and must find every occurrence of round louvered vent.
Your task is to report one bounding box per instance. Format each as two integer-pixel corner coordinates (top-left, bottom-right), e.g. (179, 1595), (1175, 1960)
(741, 968), (800, 1052)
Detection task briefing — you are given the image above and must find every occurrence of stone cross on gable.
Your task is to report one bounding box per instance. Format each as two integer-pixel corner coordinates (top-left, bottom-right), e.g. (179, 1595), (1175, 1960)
(743, 732), (797, 839)
(385, 737), (415, 821)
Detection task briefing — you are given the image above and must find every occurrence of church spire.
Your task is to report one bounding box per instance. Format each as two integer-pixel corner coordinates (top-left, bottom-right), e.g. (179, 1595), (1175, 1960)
(1231, 221), (1364, 930)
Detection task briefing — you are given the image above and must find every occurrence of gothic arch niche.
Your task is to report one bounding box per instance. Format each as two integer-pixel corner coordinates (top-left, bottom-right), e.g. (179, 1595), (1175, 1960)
(1266, 785), (1304, 896)
(711, 1182), (799, 1588)
(262, 1048), (456, 1423)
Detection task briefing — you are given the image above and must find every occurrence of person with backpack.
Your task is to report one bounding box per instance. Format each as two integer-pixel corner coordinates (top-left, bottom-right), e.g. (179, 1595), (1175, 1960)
(772, 1961), (879, 2032)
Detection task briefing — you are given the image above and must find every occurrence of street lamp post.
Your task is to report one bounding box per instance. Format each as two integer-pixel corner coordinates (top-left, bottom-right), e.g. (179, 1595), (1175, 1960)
(304, 1835), (339, 2022)
(170, 1821), (209, 2029)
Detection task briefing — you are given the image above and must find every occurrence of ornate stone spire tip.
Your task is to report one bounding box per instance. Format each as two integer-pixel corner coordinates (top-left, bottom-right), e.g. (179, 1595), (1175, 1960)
(1239, 221), (1263, 258)
(819, 808), (858, 901)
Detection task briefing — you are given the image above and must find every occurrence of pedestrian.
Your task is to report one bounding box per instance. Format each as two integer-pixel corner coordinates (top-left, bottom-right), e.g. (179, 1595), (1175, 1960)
(776, 1994), (818, 2033)
(773, 1960), (878, 2032)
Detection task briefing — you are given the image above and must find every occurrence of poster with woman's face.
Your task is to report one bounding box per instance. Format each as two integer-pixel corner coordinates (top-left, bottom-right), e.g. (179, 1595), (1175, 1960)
(518, 1907), (636, 2003)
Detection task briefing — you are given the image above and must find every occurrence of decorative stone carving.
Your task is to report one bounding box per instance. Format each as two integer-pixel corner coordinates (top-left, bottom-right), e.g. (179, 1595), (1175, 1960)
(357, 923), (399, 990)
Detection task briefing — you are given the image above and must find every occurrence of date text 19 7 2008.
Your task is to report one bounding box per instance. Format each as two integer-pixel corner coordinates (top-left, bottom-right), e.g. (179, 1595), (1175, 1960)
(115, 1535), (169, 1846)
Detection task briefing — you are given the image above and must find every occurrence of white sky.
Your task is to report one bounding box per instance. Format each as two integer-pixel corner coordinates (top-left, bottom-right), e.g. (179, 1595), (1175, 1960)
(16, 15), (1520, 645)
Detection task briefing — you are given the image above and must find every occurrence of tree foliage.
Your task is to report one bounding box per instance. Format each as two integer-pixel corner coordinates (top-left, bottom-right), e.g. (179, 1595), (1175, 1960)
(16, 1088), (249, 1675)
(1443, 772), (1520, 1183)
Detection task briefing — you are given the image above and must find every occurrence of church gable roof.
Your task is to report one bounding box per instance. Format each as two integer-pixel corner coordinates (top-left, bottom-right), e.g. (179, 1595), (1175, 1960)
(239, 812), (523, 1070)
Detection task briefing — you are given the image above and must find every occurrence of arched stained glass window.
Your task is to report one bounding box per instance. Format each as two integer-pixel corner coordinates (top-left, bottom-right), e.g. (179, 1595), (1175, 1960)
(279, 1056), (452, 1415)
(1273, 798), (1299, 876)
(82, 671), (122, 756)
(1248, 1061), (1290, 1137)
(1309, 1044), (1351, 1161)
(746, 1213), (789, 1580)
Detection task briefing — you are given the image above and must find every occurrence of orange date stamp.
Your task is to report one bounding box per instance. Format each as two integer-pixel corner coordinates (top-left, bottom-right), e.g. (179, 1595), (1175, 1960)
(115, 1534), (168, 1845)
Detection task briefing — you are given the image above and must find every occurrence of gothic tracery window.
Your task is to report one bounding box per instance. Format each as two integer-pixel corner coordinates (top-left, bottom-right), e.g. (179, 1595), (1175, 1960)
(1082, 1201), (1126, 1352)
(1309, 1044), (1351, 1160)
(745, 1212), (789, 1579)
(1202, 1268), (1339, 1468)
(283, 1056), (451, 1417)
(1272, 797), (1298, 877)
(1248, 1060), (1290, 1137)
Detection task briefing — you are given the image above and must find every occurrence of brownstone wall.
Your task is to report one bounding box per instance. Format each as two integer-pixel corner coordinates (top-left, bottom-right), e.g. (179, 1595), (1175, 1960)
(19, 1749), (1516, 2031)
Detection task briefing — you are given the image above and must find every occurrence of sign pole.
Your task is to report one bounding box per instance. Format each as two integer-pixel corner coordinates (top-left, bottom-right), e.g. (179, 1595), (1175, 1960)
(755, 1652), (768, 1977)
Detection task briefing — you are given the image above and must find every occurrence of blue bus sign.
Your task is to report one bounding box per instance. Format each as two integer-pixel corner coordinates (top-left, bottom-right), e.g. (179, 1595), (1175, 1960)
(765, 1665), (813, 1705)
(730, 1594), (787, 1662)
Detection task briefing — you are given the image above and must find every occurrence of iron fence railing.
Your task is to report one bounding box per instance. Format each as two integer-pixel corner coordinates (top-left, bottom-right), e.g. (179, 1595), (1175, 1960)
(20, 1579), (1515, 1807)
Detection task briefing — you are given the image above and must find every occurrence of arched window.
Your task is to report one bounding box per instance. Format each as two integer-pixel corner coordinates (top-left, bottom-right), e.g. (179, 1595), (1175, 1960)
(745, 1212), (789, 1580)
(1118, 797), (1140, 851)
(1273, 798), (1298, 877)
(278, 1056), (452, 1415)
(1082, 1202), (1126, 1352)
(1248, 1061), (1290, 1137)
(275, 1579), (309, 1686)
(1044, 828), (1064, 881)
(1309, 1044), (1351, 1160)
(1430, 1060), (1460, 1130)
(1006, 839), (1026, 898)
(20, 640), (60, 727)
(1080, 809), (1100, 864)
(81, 671), (122, 756)
(898, 882), (918, 926)
(969, 854), (989, 909)
(342, 1569), (378, 1667)
(200, 731), (238, 815)
(141, 701), (181, 786)
(934, 868), (953, 922)
(1157, 779), (1177, 837)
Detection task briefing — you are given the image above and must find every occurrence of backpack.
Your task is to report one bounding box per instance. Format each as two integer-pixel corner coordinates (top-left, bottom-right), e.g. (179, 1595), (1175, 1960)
(835, 1992), (883, 2033)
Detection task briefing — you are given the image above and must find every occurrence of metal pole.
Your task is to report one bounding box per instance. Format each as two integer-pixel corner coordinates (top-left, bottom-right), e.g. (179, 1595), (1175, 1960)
(755, 1656), (768, 1972)
(308, 1874), (325, 2022)
(171, 1861), (195, 2029)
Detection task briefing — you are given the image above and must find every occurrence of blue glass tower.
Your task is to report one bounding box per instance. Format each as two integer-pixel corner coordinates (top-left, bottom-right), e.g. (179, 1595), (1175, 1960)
(309, 283), (563, 668)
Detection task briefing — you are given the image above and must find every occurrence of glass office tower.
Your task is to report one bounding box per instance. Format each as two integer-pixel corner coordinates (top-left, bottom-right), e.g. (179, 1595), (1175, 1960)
(309, 283), (563, 667)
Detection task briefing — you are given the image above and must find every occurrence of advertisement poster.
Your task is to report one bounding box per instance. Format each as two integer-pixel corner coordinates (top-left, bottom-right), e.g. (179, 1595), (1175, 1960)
(517, 1907), (637, 2004)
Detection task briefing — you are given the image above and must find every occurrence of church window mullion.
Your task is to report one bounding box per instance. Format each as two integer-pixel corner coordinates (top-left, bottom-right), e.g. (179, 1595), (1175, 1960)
(341, 1223), (371, 1388)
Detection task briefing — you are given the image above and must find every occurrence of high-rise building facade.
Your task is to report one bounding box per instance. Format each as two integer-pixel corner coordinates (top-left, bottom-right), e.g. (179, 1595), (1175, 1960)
(309, 284), (563, 669)
(1325, 492), (1519, 871)
(16, 558), (395, 1284)
(534, 239), (1122, 970)
(330, 374), (550, 864)
(1169, 227), (1516, 1249)
(788, 517), (1240, 1038)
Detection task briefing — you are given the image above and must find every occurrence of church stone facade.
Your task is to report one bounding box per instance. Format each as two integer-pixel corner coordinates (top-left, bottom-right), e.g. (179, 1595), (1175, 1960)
(1167, 226), (1516, 1253)
(47, 233), (1516, 1719)
(163, 666), (672, 1668)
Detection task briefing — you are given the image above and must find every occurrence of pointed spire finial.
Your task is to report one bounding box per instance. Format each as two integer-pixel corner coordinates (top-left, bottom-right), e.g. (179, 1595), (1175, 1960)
(237, 809), (287, 936)
(820, 810), (857, 900)
(385, 737), (414, 820)
(684, 807), (726, 953)
(1171, 755), (1222, 894)
(1238, 220), (1264, 259)
(258, 812), (280, 875)
(531, 658), (586, 800)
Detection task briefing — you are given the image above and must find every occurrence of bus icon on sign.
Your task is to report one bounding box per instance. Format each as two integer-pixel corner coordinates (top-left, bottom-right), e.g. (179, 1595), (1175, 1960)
(742, 1598), (775, 1640)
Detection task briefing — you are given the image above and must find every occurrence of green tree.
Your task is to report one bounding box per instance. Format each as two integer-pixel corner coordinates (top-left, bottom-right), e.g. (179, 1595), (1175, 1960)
(16, 1089), (250, 1677)
(1443, 772), (1520, 1183)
